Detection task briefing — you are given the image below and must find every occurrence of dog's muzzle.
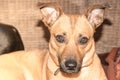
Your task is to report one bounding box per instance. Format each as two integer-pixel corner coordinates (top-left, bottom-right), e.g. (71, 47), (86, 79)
(60, 59), (81, 74)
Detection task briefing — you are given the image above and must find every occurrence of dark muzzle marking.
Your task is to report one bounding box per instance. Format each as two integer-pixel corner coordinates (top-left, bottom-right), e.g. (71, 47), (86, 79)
(60, 59), (81, 74)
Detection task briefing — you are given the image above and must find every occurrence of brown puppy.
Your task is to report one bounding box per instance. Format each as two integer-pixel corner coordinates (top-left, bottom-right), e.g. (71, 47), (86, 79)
(0, 3), (107, 80)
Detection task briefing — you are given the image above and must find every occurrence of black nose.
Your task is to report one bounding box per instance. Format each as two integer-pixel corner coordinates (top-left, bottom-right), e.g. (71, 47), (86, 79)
(65, 60), (77, 70)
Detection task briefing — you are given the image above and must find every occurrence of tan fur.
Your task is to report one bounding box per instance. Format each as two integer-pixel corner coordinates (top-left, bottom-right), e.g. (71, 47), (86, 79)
(0, 3), (107, 80)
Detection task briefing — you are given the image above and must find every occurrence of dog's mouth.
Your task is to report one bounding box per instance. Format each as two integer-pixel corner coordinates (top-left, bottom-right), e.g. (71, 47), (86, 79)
(59, 59), (81, 74)
(54, 63), (81, 76)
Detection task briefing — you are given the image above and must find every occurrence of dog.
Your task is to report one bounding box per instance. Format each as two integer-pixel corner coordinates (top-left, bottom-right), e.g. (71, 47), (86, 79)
(0, 3), (107, 80)
(0, 23), (24, 54)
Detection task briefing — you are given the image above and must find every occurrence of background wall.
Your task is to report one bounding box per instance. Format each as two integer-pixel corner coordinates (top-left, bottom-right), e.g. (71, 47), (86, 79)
(0, 0), (119, 54)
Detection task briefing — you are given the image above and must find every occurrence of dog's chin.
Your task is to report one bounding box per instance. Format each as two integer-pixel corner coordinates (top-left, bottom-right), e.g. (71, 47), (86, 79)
(60, 66), (81, 74)
(61, 69), (80, 74)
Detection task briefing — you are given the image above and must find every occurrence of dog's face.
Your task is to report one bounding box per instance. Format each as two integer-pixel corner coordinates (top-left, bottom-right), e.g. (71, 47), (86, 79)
(39, 3), (105, 74)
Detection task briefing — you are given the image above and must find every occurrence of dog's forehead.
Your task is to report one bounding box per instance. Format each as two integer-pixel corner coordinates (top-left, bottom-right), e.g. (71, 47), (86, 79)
(51, 14), (94, 35)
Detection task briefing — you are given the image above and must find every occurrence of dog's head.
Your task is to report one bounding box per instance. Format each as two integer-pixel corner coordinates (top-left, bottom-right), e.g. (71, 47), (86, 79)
(39, 3), (106, 74)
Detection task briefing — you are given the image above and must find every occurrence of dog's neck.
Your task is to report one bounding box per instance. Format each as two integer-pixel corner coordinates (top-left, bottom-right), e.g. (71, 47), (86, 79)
(46, 54), (59, 79)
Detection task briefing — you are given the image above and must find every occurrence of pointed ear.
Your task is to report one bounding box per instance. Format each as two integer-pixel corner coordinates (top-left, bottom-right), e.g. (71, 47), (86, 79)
(85, 5), (106, 29)
(38, 3), (62, 27)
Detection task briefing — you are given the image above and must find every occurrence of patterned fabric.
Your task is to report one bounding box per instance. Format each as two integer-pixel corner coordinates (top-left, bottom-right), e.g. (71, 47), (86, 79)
(104, 48), (120, 80)
(115, 48), (120, 80)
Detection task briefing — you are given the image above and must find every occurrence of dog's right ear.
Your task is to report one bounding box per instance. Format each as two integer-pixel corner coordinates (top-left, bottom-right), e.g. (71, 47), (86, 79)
(38, 3), (62, 28)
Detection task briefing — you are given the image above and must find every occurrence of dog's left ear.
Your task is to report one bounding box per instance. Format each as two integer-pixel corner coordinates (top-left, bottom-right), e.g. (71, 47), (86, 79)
(38, 2), (62, 27)
(85, 5), (106, 29)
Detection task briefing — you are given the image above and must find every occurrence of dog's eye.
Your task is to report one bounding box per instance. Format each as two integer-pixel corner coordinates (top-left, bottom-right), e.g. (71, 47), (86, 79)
(79, 37), (89, 45)
(55, 35), (65, 43)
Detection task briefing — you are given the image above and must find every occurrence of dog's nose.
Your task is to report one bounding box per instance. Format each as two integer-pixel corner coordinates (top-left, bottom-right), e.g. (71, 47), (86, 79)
(65, 60), (77, 70)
